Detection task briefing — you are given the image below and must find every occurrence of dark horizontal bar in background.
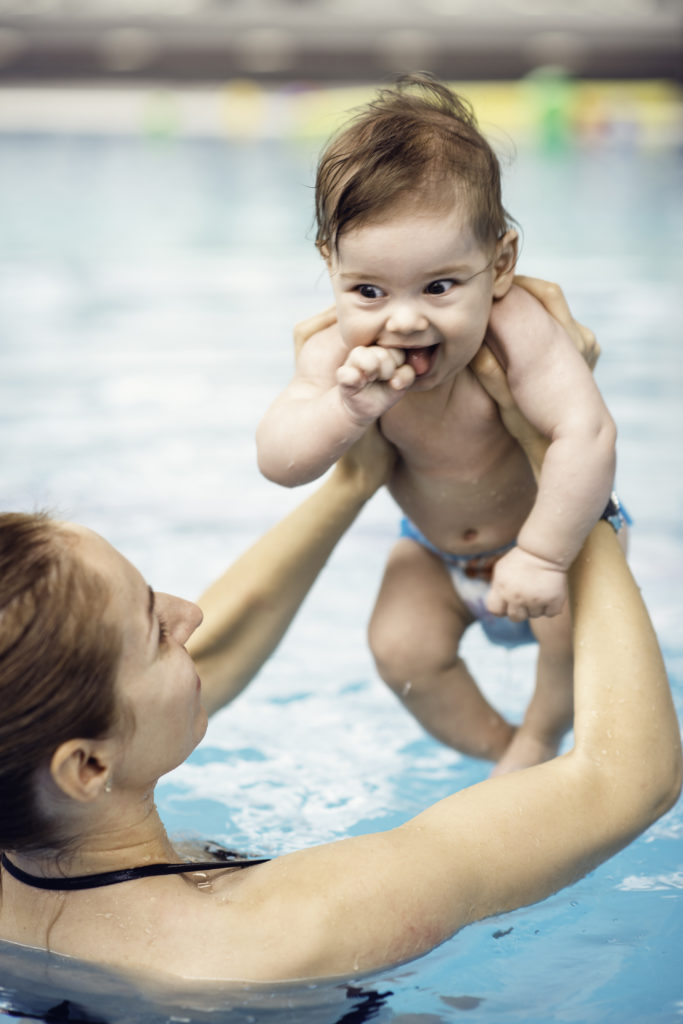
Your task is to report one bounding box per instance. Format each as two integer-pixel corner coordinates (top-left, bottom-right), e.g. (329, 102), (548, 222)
(0, 13), (680, 82)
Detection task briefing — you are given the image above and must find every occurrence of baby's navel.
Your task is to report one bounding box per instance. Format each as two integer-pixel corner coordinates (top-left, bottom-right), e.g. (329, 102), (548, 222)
(462, 528), (478, 542)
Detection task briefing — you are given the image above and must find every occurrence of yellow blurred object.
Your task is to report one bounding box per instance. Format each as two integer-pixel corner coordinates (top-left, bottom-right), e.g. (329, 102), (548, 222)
(275, 78), (683, 149)
(220, 79), (268, 139)
(0, 78), (679, 146)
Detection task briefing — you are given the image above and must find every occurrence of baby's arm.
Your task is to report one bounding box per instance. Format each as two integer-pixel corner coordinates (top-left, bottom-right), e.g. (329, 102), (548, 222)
(256, 309), (414, 486)
(486, 283), (617, 620)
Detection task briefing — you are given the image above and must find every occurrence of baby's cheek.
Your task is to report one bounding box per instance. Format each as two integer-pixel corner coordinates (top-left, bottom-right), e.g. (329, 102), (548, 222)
(454, 323), (490, 365)
(340, 313), (374, 350)
(333, 306), (352, 344)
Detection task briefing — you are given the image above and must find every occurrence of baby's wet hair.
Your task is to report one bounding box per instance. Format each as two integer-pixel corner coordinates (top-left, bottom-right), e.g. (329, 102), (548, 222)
(315, 72), (516, 256)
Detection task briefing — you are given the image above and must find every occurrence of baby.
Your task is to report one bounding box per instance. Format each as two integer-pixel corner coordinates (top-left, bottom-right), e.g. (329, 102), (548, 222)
(256, 74), (620, 774)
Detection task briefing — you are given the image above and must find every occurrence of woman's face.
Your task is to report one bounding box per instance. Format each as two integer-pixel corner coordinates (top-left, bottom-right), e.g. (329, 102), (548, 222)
(65, 525), (207, 791)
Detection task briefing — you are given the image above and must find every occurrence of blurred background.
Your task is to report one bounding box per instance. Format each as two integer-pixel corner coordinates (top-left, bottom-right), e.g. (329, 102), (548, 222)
(0, 0), (682, 81)
(0, 0), (681, 141)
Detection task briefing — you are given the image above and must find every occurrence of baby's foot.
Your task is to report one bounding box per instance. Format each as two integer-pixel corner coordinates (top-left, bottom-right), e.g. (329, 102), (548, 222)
(490, 728), (560, 777)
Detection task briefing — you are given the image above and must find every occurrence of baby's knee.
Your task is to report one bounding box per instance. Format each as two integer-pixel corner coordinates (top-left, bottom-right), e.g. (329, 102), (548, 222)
(368, 616), (460, 694)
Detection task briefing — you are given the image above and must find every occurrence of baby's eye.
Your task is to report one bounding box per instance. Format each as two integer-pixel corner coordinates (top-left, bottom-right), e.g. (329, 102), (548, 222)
(355, 284), (385, 300)
(425, 279), (456, 295)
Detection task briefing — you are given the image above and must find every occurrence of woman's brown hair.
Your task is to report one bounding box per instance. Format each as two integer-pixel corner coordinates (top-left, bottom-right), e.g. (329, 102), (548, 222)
(315, 72), (515, 256)
(0, 512), (121, 853)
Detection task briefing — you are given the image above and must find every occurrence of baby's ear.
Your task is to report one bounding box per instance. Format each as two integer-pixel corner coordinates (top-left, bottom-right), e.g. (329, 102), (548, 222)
(491, 230), (518, 299)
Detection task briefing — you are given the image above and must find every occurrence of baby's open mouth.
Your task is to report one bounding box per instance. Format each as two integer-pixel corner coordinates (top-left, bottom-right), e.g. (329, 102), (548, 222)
(403, 343), (439, 377)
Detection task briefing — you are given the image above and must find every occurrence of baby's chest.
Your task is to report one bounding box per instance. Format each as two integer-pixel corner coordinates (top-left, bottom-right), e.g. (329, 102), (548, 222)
(381, 387), (505, 477)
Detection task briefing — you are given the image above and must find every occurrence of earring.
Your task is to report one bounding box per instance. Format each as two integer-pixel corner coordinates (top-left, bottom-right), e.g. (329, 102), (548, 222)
(104, 777), (113, 794)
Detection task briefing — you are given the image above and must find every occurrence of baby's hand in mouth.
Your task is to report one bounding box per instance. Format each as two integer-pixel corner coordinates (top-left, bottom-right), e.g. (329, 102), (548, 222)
(336, 344), (416, 423)
(338, 345), (412, 390)
(402, 343), (439, 377)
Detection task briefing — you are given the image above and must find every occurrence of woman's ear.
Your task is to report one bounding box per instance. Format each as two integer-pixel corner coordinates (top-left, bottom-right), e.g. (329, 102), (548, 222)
(491, 230), (519, 299)
(49, 739), (114, 803)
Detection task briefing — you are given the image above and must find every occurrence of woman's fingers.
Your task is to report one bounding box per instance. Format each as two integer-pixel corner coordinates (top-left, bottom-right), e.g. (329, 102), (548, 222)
(514, 276), (601, 369)
(469, 344), (515, 410)
(470, 343), (549, 480)
(293, 306), (338, 356)
(513, 276), (573, 326)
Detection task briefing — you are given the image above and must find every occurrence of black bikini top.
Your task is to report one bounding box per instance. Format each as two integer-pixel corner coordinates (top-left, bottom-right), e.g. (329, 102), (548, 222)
(0, 849), (270, 891)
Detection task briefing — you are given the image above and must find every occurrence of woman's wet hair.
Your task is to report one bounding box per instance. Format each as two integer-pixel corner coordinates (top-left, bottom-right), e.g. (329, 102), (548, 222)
(0, 512), (122, 853)
(315, 72), (515, 256)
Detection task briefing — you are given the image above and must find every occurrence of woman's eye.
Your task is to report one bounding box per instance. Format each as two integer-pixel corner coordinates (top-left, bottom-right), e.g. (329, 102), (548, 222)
(158, 617), (170, 644)
(425, 279), (456, 295)
(356, 284), (384, 300)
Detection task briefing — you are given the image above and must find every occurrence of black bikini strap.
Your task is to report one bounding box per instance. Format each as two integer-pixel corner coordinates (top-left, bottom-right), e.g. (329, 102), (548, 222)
(0, 852), (269, 891)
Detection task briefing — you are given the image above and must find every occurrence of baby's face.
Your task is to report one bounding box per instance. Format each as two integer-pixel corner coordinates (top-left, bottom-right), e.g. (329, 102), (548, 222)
(327, 201), (513, 390)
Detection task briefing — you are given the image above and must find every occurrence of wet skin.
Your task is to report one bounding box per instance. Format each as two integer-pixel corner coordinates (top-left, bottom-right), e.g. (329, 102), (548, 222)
(327, 203), (529, 554)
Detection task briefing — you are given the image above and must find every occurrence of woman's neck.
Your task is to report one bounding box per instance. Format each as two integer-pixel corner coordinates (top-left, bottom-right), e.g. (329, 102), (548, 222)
(6, 799), (177, 881)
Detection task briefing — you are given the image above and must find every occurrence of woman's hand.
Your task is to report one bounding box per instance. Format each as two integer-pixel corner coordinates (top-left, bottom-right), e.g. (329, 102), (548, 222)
(515, 276), (601, 369)
(333, 421), (396, 498)
(293, 305), (338, 357)
(470, 342), (548, 481)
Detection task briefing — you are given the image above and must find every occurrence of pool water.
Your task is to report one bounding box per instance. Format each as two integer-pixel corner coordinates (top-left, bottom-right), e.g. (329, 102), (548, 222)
(0, 123), (682, 1023)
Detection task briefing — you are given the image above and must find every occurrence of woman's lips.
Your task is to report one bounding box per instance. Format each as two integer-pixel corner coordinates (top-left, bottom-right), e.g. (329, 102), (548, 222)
(404, 344), (438, 376)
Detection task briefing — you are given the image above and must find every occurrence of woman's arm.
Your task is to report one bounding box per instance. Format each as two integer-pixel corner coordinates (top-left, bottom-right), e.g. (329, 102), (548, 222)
(368, 518), (681, 959)
(189, 432), (391, 717)
(189, 314), (394, 717)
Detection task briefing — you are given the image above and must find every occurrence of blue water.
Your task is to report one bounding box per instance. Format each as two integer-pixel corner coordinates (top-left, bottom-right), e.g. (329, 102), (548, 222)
(1, 125), (682, 1023)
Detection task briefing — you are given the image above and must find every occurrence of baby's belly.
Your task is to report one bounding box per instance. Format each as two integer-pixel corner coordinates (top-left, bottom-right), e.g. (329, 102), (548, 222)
(389, 453), (537, 556)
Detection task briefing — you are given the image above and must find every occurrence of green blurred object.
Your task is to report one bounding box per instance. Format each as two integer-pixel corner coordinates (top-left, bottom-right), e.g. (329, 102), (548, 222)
(524, 67), (577, 151)
(143, 89), (181, 139)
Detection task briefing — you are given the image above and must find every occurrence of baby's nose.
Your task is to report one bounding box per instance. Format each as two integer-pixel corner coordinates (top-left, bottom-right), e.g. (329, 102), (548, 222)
(385, 301), (429, 334)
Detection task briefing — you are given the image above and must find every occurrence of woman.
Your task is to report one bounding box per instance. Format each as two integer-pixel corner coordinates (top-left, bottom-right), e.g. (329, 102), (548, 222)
(0, 285), (680, 984)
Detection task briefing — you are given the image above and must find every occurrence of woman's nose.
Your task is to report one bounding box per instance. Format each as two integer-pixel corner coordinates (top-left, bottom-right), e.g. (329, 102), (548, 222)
(160, 594), (203, 644)
(385, 300), (429, 335)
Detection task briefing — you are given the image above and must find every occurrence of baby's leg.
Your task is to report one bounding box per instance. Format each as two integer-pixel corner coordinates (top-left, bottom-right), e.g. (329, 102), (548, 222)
(369, 538), (514, 762)
(491, 602), (574, 776)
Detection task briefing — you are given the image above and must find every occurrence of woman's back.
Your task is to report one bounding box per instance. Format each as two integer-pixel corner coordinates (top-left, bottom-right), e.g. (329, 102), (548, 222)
(0, 858), (314, 981)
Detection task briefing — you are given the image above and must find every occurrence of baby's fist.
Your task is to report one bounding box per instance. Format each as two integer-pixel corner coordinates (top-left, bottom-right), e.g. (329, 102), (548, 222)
(487, 546), (567, 621)
(336, 345), (415, 423)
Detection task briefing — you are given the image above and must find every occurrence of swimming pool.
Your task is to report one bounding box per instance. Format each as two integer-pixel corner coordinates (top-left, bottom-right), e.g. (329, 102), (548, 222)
(1, 114), (682, 1022)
